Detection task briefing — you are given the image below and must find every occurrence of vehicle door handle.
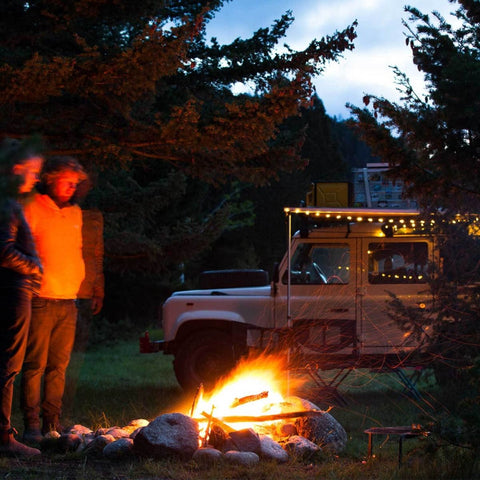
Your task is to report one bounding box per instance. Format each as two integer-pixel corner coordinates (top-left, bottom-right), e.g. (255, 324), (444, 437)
(330, 308), (349, 313)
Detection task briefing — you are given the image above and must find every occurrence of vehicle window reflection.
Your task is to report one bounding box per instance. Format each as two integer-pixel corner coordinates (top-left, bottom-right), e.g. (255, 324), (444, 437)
(368, 242), (428, 284)
(282, 243), (350, 285)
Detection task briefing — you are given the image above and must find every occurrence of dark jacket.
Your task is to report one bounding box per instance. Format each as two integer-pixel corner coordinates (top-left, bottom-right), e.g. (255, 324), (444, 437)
(0, 198), (42, 293)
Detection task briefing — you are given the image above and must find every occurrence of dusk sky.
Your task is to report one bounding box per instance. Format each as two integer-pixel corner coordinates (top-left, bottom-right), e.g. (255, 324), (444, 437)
(206, 0), (457, 118)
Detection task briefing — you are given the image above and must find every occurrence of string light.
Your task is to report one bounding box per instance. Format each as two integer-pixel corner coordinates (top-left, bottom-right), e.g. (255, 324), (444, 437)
(284, 207), (480, 235)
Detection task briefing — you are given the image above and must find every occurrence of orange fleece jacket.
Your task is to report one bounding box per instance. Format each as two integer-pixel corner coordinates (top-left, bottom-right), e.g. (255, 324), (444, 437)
(23, 193), (85, 299)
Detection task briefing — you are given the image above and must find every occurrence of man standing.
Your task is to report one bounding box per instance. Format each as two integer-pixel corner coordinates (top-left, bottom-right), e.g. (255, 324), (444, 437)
(21, 156), (86, 443)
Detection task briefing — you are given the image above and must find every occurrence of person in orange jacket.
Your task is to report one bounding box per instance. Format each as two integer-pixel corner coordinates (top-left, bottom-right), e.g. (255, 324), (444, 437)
(21, 156), (87, 444)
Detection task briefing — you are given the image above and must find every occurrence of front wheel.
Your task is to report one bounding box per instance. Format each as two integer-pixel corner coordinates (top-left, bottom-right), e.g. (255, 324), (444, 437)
(173, 329), (240, 392)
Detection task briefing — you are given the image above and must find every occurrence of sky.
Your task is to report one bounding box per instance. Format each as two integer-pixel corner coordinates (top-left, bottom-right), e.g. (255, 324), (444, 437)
(205, 0), (458, 118)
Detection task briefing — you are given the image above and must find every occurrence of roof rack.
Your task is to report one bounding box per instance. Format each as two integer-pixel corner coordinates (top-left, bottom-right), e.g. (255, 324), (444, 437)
(284, 207), (480, 236)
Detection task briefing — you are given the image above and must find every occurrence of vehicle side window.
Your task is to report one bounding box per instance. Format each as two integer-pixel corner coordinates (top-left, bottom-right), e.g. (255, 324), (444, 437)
(283, 243), (350, 284)
(368, 242), (428, 284)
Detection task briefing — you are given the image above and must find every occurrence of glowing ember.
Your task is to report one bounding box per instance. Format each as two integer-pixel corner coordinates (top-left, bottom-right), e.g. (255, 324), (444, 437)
(187, 355), (306, 442)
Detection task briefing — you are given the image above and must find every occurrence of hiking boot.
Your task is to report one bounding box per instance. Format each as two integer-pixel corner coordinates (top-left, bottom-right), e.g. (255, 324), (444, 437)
(22, 427), (43, 445)
(0, 428), (41, 456)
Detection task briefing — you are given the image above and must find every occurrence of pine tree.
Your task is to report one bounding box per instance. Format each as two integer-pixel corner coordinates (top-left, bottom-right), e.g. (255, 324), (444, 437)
(0, 0), (357, 183)
(348, 0), (480, 451)
(348, 0), (480, 215)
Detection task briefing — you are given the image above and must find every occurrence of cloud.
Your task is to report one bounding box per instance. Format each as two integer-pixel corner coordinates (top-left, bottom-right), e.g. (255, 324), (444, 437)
(294, 0), (382, 35)
(206, 0), (456, 117)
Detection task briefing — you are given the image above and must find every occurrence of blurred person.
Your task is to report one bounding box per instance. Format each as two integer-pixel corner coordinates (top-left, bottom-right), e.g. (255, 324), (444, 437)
(0, 138), (43, 456)
(21, 156), (87, 444)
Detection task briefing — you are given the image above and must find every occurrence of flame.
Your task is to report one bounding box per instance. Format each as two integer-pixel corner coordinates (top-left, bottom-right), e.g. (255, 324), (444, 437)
(188, 354), (306, 442)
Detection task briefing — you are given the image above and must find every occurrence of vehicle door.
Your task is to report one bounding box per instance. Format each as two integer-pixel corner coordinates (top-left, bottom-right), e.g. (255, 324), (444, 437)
(275, 239), (359, 356)
(359, 237), (434, 354)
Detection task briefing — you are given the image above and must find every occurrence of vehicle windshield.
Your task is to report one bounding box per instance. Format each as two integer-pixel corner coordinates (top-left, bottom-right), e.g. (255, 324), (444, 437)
(283, 243), (350, 284)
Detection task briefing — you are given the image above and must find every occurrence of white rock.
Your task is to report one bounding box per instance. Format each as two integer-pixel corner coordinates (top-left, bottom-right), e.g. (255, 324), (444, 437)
(84, 434), (115, 456)
(284, 435), (321, 458)
(224, 450), (259, 466)
(192, 447), (223, 465)
(259, 435), (289, 463)
(133, 413), (199, 460)
(285, 396), (347, 453)
(103, 438), (134, 459)
(67, 424), (93, 436)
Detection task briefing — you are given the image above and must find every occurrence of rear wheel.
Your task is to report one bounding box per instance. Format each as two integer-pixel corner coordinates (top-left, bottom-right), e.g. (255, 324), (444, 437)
(173, 329), (239, 392)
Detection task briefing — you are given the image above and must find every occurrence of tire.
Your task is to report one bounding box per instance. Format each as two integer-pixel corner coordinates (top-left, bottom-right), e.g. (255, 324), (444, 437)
(173, 329), (239, 392)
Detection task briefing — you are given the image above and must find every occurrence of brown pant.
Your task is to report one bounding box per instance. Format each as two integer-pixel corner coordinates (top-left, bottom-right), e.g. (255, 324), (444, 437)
(21, 297), (77, 428)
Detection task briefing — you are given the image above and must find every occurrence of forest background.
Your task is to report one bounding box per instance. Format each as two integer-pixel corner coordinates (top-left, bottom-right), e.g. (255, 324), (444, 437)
(1, 0), (479, 337)
(0, 0), (369, 324)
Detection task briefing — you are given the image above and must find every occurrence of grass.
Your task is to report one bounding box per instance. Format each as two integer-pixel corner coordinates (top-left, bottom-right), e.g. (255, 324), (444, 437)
(61, 332), (184, 427)
(3, 329), (479, 479)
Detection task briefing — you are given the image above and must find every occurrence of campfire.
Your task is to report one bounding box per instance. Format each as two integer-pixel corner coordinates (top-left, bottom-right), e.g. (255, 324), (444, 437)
(186, 354), (329, 445)
(38, 354), (347, 464)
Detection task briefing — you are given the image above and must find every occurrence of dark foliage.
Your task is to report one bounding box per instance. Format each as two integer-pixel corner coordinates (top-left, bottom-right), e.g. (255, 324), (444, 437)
(0, 1), (359, 320)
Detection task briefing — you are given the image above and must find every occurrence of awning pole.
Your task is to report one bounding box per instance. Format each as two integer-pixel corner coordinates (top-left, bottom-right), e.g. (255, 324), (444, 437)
(287, 211), (292, 326)
(287, 212), (292, 396)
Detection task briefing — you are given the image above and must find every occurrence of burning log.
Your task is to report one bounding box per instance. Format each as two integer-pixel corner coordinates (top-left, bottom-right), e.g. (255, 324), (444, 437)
(202, 404), (216, 447)
(190, 383), (204, 417)
(199, 408), (330, 424)
(200, 411), (235, 433)
(230, 391), (269, 408)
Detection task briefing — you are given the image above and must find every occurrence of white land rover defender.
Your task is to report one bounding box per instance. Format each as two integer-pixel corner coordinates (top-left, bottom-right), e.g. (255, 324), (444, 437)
(142, 207), (438, 391)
